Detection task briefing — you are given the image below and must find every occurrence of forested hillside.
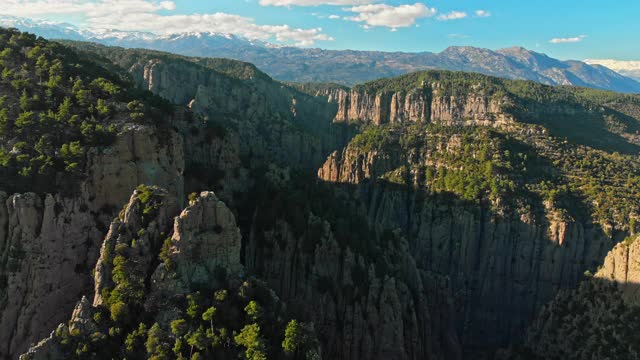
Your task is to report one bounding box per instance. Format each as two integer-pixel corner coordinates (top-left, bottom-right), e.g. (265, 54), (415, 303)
(0, 30), (174, 194)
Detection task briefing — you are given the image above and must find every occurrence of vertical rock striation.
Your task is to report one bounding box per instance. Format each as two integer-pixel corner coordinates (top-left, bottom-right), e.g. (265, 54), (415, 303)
(0, 126), (185, 359)
(129, 58), (343, 171)
(245, 214), (463, 360)
(160, 191), (244, 290)
(593, 235), (640, 304)
(321, 84), (514, 125)
(20, 189), (246, 359)
(316, 140), (613, 353)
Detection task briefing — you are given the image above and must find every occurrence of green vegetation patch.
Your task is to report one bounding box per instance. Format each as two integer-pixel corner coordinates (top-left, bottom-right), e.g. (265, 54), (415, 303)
(0, 28), (171, 194)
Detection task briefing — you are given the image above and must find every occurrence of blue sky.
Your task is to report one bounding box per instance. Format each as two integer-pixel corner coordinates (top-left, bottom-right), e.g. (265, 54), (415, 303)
(2, 0), (639, 60)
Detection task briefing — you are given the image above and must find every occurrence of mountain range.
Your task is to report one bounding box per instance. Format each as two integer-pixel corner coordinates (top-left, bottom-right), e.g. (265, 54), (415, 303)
(1, 15), (639, 93)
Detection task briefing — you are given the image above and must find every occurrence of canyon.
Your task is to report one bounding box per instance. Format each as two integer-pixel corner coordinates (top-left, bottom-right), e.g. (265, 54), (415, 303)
(0, 29), (639, 360)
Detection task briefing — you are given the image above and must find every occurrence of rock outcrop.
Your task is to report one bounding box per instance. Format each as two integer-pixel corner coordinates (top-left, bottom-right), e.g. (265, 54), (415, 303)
(84, 125), (185, 213)
(498, 235), (640, 360)
(245, 213), (462, 360)
(153, 191), (243, 293)
(92, 186), (179, 306)
(593, 235), (640, 304)
(322, 84), (514, 125)
(20, 189), (248, 359)
(318, 147), (403, 184)
(0, 126), (185, 359)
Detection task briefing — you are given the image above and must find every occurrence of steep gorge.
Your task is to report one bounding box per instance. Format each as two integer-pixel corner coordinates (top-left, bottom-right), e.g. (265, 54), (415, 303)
(308, 72), (640, 354)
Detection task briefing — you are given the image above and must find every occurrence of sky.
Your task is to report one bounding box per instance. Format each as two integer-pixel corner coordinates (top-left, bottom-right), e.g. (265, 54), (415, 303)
(1, 0), (639, 61)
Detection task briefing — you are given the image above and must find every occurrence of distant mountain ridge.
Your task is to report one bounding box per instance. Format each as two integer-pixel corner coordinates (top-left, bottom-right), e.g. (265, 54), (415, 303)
(2, 15), (639, 93)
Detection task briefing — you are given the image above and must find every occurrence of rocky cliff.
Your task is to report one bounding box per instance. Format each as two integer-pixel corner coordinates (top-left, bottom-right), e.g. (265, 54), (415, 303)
(317, 83), (514, 126)
(7, 36), (640, 360)
(21, 189), (320, 360)
(498, 235), (640, 360)
(318, 147), (402, 184)
(357, 185), (610, 353)
(593, 235), (640, 303)
(127, 55), (343, 170)
(315, 122), (620, 354)
(244, 177), (463, 360)
(91, 186), (180, 307)
(0, 126), (185, 359)
(156, 191), (244, 292)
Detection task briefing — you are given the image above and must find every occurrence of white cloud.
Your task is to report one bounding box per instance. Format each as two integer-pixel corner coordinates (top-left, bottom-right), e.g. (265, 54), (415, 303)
(343, 3), (436, 30)
(475, 10), (491, 17)
(260, 0), (375, 6)
(0, 0), (333, 46)
(437, 11), (467, 21)
(549, 35), (587, 44)
(583, 59), (640, 80)
(328, 14), (342, 19)
(0, 0), (175, 18)
(584, 59), (640, 72)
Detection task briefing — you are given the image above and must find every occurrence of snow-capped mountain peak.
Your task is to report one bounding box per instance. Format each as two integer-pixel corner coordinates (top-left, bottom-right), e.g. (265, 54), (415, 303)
(87, 28), (159, 41)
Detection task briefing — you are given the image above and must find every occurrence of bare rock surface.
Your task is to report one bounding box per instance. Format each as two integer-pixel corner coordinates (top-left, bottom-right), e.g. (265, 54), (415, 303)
(0, 126), (185, 359)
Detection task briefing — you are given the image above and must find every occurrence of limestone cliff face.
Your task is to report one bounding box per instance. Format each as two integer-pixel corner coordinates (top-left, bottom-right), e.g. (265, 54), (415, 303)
(360, 187), (609, 352)
(245, 214), (462, 360)
(0, 126), (185, 359)
(85, 125), (185, 213)
(132, 59), (207, 106)
(129, 58), (342, 170)
(318, 147), (403, 184)
(158, 191), (244, 291)
(594, 235), (640, 304)
(20, 190), (245, 360)
(317, 142), (612, 352)
(498, 235), (640, 360)
(92, 187), (179, 307)
(0, 193), (103, 359)
(322, 84), (514, 125)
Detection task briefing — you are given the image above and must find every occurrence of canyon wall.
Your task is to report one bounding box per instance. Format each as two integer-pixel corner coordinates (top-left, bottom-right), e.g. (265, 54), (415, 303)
(317, 139), (613, 353)
(316, 84), (514, 126)
(0, 126), (184, 358)
(130, 58), (345, 171)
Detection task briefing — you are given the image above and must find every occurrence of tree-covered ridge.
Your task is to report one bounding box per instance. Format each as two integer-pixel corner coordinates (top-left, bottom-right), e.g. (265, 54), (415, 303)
(285, 82), (349, 97)
(55, 279), (318, 360)
(353, 70), (640, 153)
(348, 121), (640, 233)
(517, 127), (640, 234)
(354, 70), (507, 97)
(567, 86), (640, 128)
(60, 39), (345, 145)
(0, 28), (172, 194)
(350, 123), (539, 203)
(58, 40), (272, 85)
